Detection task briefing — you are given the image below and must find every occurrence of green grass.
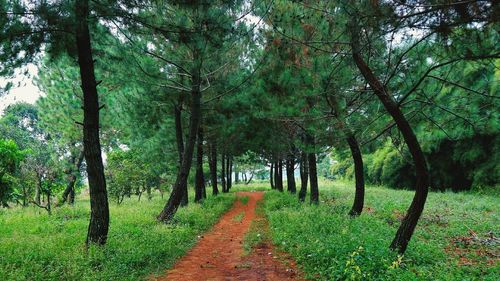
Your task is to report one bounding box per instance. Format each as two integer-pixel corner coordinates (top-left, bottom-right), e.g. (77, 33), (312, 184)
(239, 195), (250, 205)
(262, 180), (499, 281)
(0, 191), (235, 281)
(232, 212), (245, 222)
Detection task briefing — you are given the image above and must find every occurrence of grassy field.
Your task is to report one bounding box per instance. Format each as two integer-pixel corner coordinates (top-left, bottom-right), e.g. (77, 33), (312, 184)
(1, 181), (498, 281)
(262, 180), (499, 281)
(0, 192), (235, 281)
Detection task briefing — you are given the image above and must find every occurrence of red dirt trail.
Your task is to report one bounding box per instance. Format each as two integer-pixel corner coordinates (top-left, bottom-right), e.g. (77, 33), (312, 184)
(152, 191), (305, 281)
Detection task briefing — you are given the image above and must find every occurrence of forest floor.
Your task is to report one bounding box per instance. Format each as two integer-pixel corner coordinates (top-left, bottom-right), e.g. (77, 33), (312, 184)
(152, 191), (305, 281)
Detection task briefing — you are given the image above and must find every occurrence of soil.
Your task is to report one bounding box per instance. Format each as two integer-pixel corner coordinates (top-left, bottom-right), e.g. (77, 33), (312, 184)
(151, 191), (305, 281)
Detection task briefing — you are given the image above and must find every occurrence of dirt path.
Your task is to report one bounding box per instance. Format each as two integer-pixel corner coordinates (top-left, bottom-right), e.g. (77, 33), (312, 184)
(152, 191), (305, 281)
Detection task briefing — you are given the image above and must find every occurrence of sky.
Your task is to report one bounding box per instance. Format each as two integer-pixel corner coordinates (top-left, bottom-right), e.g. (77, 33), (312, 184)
(0, 64), (42, 115)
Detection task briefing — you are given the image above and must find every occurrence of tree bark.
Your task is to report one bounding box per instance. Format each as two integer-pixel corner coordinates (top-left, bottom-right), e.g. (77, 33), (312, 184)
(61, 148), (84, 205)
(286, 155), (296, 193)
(174, 98), (188, 207)
(299, 151), (308, 202)
(195, 126), (206, 203)
(209, 140), (218, 195)
(350, 20), (429, 254)
(75, 0), (109, 246)
(157, 49), (202, 223)
(346, 134), (365, 216)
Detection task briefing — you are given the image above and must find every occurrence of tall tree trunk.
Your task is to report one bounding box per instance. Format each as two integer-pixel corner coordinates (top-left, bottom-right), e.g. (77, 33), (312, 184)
(75, 0), (109, 246)
(221, 153), (227, 192)
(226, 155), (232, 190)
(286, 155), (296, 193)
(350, 21), (429, 254)
(308, 152), (319, 204)
(347, 134), (365, 217)
(270, 163), (275, 189)
(157, 51), (202, 223)
(174, 99), (188, 207)
(229, 157), (233, 189)
(61, 149), (84, 205)
(209, 141), (218, 195)
(46, 189), (51, 215)
(327, 94), (366, 217)
(276, 159), (284, 192)
(195, 126), (205, 203)
(298, 151), (308, 202)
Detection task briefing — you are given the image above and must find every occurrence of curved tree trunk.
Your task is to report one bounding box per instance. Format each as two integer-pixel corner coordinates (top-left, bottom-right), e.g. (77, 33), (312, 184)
(209, 140), (218, 195)
(286, 156), (296, 193)
(75, 0), (109, 246)
(174, 98), (188, 207)
(298, 151), (308, 202)
(157, 50), (202, 223)
(327, 94), (366, 217)
(346, 134), (365, 216)
(350, 20), (429, 254)
(195, 126), (205, 203)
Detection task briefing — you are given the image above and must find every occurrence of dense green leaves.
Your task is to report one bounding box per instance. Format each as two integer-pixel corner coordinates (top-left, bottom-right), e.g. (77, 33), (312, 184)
(0, 139), (25, 207)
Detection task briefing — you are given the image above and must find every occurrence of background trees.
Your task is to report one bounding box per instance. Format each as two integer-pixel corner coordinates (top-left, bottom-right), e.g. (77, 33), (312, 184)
(0, 139), (25, 207)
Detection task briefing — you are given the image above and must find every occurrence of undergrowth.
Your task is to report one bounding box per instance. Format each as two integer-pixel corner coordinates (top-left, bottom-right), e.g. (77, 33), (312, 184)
(0, 192), (235, 281)
(262, 181), (499, 280)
